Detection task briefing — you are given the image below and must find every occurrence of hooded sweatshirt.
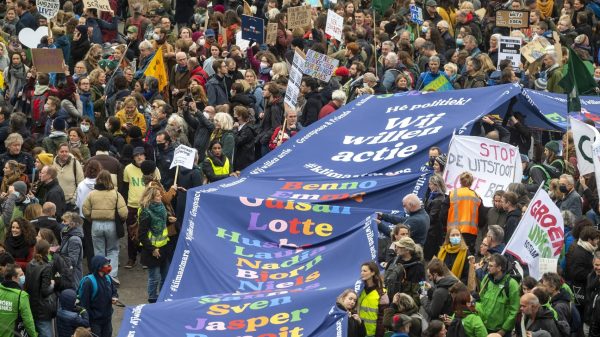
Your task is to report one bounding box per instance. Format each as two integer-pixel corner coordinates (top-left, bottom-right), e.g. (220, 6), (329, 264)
(75, 177), (96, 218)
(79, 256), (117, 322)
(56, 289), (89, 337)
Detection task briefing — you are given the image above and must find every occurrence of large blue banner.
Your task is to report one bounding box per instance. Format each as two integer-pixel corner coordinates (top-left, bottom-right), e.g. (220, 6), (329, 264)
(119, 288), (349, 337)
(160, 192), (377, 301)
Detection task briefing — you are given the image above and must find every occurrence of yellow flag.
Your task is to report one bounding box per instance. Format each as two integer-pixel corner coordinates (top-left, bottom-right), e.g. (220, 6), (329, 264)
(0, 71), (4, 90)
(143, 51), (168, 91)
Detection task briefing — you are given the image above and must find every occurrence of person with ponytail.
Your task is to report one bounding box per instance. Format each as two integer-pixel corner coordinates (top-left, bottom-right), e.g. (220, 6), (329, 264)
(25, 239), (57, 337)
(336, 289), (366, 337)
(357, 261), (386, 337)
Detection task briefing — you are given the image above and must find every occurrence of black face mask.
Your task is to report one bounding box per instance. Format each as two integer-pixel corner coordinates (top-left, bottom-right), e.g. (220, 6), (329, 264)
(559, 185), (569, 194)
(158, 143), (168, 151)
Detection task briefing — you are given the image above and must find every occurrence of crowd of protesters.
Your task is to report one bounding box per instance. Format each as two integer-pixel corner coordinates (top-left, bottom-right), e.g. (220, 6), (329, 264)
(0, 0), (600, 336)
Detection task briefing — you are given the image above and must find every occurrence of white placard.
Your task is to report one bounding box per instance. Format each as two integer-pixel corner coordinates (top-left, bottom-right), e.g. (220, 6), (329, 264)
(444, 135), (522, 207)
(170, 145), (197, 170)
(571, 116), (600, 176)
(498, 36), (522, 70)
(503, 187), (564, 279)
(303, 49), (339, 82)
(18, 26), (49, 49)
(284, 51), (305, 109)
(235, 31), (250, 51)
(36, 0), (60, 19)
(538, 257), (558, 275)
(325, 10), (344, 42)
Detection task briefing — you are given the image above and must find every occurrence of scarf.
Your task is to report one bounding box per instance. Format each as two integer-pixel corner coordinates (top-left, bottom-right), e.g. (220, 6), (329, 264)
(50, 130), (67, 139)
(69, 140), (82, 148)
(34, 84), (50, 96)
(8, 62), (27, 80)
(210, 129), (223, 142)
(144, 201), (167, 236)
(578, 238), (598, 254)
(79, 91), (95, 122)
(437, 243), (467, 278)
(537, 0), (554, 19)
(143, 90), (155, 101)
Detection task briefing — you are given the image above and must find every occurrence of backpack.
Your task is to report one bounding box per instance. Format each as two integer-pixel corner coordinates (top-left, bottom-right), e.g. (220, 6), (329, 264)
(77, 274), (112, 301)
(52, 250), (77, 291)
(31, 91), (49, 129)
(530, 164), (556, 190)
(447, 317), (468, 337)
(383, 257), (406, 299)
(411, 312), (429, 333)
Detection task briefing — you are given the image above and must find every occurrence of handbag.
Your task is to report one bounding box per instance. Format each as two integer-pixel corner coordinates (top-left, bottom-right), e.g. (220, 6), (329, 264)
(114, 191), (125, 239)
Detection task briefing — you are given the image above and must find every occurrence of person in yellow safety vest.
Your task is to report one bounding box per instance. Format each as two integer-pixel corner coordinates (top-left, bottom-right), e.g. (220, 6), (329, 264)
(445, 171), (482, 253)
(202, 140), (240, 183)
(138, 185), (171, 303)
(358, 261), (386, 337)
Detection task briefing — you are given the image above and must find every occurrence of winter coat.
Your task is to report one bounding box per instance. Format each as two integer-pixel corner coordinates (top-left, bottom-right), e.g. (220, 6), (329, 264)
(56, 289), (89, 337)
(586, 271), (600, 336)
(155, 145), (176, 188)
(30, 216), (63, 245)
(75, 178), (96, 218)
(476, 272), (520, 333)
(36, 179), (66, 218)
(53, 156), (84, 204)
(459, 310), (488, 337)
(115, 108), (147, 137)
(258, 97), (284, 145)
(89, 153), (123, 189)
(82, 188), (128, 221)
(43, 132), (68, 155)
(183, 108), (214, 162)
(521, 306), (562, 336)
(206, 75), (229, 106)
(174, 166), (203, 224)
(424, 191), (447, 260)
(299, 91), (324, 127)
(381, 208), (430, 246)
(0, 151), (34, 181)
(559, 189), (583, 219)
(25, 257), (57, 320)
(0, 283), (37, 337)
(503, 208), (522, 244)
(336, 303), (366, 337)
(230, 93), (256, 112)
(550, 287), (573, 324)
(79, 256), (118, 322)
(138, 205), (170, 268)
(4, 234), (35, 269)
(60, 226), (84, 286)
(234, 123), (257, 171)
(401, 256), (426, 303)
(3, 63), (29, 100)
(425, 276), (458, 319)
(565, 244), (594, 295)
(202, 153), (231, 183)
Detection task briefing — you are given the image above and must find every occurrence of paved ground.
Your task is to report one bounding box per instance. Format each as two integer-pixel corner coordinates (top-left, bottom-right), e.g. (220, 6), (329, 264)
(110, 238), (148, 337)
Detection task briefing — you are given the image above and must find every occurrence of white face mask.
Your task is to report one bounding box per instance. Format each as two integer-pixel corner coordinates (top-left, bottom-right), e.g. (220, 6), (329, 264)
(269, 70), (274, 77)
(199, 38), (205, 45)
(80, 124), (90, 132)
(105, 122), (111, 130)
(260, 62), (269, 69)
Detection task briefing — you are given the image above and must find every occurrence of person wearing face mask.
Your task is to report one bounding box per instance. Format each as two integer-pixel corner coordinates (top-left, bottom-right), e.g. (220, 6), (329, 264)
(424, 259), (459, 321)
(224, 58), (244, 96)
(558, 174), (583, 219)
(229, 82), (256, 112)
(436, 227), (469, 283)
(151, 27), (176, 65)
(0, 263), (38, 337)
(78, 255), (120, 337)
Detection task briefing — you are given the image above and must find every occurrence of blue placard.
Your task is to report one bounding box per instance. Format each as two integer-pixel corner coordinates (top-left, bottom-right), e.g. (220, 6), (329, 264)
(410, 5), (424, 24)
(241, 15), (265, 44)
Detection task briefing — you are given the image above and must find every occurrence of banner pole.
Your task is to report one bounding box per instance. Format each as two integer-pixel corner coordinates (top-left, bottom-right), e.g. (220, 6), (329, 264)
(174, 165), (180, 185)
(373, 8), (377, 76)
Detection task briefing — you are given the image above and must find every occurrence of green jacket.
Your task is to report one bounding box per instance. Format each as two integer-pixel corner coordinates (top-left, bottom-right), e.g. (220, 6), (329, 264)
(0, 284), (38, 337)
(476, 273), (520, 333)
(462, 311), (488, 337)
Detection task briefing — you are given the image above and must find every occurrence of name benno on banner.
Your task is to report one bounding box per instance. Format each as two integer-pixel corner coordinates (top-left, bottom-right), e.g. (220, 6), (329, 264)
(503, 187), (564, 279)
(444, 135), (522, 207)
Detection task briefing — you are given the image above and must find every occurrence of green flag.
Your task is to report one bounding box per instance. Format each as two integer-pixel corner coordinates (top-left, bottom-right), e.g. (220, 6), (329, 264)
(558, 47), (598, 113)
(372, 0), (394, 15)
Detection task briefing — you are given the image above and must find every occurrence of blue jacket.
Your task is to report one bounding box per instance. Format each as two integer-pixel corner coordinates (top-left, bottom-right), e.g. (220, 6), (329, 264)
(16, 12), (37, 34)
(85, 16), (119, 44)
(206, 74), (229, 106)
(79, 256), (117, 323)
(381, 208), (430, 245)
(56, 289), (89, 337)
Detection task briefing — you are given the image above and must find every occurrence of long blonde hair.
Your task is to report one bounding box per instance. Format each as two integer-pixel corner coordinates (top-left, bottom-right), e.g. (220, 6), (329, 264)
(139, 185), (162, 208)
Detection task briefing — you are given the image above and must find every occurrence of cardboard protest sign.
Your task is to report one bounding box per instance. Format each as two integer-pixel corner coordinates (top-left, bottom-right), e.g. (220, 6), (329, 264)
(495, 10), (530, 29)
(325, 9), (344, 41)
(303, 49), (339, 82)
(571, 117), (600, 175)
(521, 37), (550, 63)
(409, 5), (424, 25)
(498, 36), (522, 70)
(284, 50), (305, 109)
(170, 145), (198, 170)
(287, 5), (311, 30)
(503, 187), (564, 279)
(83, 0), (112, 11)
(31, 48), (65, 73)
(265, 23), (278, 45)
(243, 1), (252, 15)
(36, 0), (60, 19)
(241, 15), (264, 44)
(444, 135), (522, 207)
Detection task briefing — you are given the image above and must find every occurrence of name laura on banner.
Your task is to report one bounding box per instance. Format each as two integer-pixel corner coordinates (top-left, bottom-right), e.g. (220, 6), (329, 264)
(503, 187), (564, 279)
(444, 135), (522, 207)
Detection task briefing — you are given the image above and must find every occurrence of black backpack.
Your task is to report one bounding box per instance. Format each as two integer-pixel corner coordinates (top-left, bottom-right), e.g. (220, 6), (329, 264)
(384, 257), (406, 299)
(447, 317), (468, 337)
(52, 247), (77, 291)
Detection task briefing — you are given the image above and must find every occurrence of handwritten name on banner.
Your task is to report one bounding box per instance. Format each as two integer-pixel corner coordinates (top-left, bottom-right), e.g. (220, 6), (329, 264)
(303, 49), (339, 82)
(36, 0), (59, 19)
(83, 0), (112, 11)
(171, 145), (198, 170)
(504, 188), (564, 279)
(444, 135), (522, 207)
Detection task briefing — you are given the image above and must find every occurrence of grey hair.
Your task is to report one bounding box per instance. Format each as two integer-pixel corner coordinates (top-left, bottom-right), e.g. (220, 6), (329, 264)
(429, 55), (440, 64)
(560, 174), (575, 186)
(429, 174), (447, 194)
(386, 52), (398, 64)
(332, 90), (347, 103)
(139, 40), (154, 51)
(487, 225), (505, 244)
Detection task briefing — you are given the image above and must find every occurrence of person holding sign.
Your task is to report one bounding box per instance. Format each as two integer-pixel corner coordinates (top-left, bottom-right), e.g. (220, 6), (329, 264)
(202, 140), (239, 183)
(269, 109), (302, 150)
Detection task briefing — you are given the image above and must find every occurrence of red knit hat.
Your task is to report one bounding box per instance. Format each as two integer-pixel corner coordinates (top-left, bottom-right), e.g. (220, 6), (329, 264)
(334, 66), (350, 77)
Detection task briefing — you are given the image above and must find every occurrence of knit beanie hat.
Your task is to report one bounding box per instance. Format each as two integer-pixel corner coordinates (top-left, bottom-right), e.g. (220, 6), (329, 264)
(37, 153), (54, 166)
(545, 140), (560, 154)
(140, 160), (157, 175)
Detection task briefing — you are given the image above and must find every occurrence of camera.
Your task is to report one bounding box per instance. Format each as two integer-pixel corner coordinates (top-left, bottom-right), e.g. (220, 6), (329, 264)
(184, 95), (193, 103)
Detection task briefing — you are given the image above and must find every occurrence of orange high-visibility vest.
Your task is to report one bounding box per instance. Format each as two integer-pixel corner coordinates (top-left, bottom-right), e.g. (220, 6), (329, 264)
(447, 187), (481, 236)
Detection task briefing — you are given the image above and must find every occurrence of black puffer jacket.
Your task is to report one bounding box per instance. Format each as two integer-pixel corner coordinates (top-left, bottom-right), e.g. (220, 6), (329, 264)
(425, 276), (458, 320)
